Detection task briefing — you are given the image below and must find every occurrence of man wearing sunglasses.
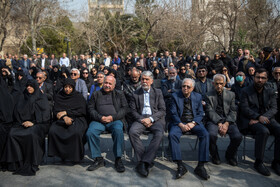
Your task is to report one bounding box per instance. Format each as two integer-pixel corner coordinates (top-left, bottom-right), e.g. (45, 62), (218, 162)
(70, 68), (88, 100)
(168, 78), (210, 180)
(36, 72), (54, 108)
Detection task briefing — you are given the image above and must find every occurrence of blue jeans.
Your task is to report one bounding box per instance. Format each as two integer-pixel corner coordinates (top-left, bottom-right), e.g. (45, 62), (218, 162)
(86, 120), (124, 158)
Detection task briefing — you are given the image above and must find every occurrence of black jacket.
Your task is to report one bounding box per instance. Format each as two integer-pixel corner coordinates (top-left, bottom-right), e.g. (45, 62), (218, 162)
(239, 85), (277, 130)
(88, 89), (128, 122)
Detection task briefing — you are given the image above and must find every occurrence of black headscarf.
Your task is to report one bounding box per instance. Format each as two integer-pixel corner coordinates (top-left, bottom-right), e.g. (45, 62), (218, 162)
(53, 78), (86, 119)
(49, 65), (61, 83)
(14, 79), (50, 124)
(11, 70), (28, 102)
(0, 77), (14, 123)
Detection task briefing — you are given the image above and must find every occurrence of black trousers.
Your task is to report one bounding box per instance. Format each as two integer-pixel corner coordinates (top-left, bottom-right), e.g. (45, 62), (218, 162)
(248, 119), (280, 161)
(129, 120), (164, 164)
(206, 122), (242, 158)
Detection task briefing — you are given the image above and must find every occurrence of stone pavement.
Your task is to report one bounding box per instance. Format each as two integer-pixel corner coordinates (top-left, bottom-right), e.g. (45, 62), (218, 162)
(0, 133), (279, 187)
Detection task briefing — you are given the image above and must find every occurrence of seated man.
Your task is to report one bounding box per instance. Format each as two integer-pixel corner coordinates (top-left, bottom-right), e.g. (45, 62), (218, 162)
(129, 71), (166, 177)
(205, 74), (242, 166)
(70, 68), (88, 100)
(239, 68), (280, 176)
(86, 76), (128, 173)
(168, 78), (210, 180)
(36, 72), (53, 108)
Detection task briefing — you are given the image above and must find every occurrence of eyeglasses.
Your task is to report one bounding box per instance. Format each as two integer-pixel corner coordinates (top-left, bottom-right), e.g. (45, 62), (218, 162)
(36, 76), (43, 80)
(71, 73), (77, 76)
(274, 72), (280, 75)
(182, 85), (192, 89)
(83, 72), (88, 74)
(198, 70), (206, 73)
(181, 69), (186, 70)
(223, 69), (227, 72)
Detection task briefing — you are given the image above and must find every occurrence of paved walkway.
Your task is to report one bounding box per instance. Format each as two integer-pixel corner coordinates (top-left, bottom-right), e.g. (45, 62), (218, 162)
(0, 134), (279, 187)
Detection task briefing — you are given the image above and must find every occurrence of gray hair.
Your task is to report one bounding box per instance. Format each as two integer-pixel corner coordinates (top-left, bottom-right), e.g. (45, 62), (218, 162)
(71, 68), (80, 75)
(273, 67), (280, 72)
(36, 71), (46, 78)
(182, 78), (195, 88)
(168, 67), (177, 72)
(213, 74), (226, 83)
(141, 71), (154, 80)
(97, 71), (105, 77)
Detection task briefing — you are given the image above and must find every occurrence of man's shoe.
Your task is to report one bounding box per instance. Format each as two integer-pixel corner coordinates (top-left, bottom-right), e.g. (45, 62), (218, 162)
(211, 155), (221, 165)
(254, 162), (271, 176)
(194, 166), (210, 180)
(87, 158), (105, 171)
(271, 160), (280, 176)
(115, 158), (125, 173)
(225, 156), (238, 166)
(136, 162), (148, 177)
(175, 164), (188, 179)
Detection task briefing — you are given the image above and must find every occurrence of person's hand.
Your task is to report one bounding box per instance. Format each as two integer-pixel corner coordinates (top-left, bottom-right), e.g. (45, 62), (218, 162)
(259, 116), (270, 125)
(168, 89), (172, 93)
(186, 122), (196, 130)
(101, 116), (113, 123)
(141, 118), (152, 127)
(22, 121), (34, 128)
(63, 116), (73, 125)
(3, 68), (11, 75)
(219, 122), (229, 137)
(249, 119), (259, 125)
(212, 70), (216, 74)
(57, 111), (67, 119)
(179, 123), (190, 132)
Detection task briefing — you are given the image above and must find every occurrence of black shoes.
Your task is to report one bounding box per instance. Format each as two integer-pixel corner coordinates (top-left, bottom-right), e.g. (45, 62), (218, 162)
(175, 164), (188, 179)
(254, 162), (271, 176)
(211, 154), (221, 165)
(136, 162), (151, 177)
(225, 153), (238, 166)
(194, 166), (210, 180)
(115, 158), (125, 173)
(87, 157), (105, 171)
(272, 160), (280, 176)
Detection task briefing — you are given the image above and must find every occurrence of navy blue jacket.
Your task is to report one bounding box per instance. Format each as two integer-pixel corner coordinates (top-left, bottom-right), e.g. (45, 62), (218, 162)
(169, 90), (204, 127)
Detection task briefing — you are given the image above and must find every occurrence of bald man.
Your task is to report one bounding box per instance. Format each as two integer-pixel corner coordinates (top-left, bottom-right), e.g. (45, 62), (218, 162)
(86, 76), (128, 173)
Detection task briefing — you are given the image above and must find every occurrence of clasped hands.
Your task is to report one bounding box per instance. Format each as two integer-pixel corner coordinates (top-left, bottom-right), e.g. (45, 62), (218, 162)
(57, 111), (73, 126)
(22, 121), (34, 128)
(141, 118), (153, 128)
(218, 122), (229, 137)
(101, 115), (113, 124)
(249, 116), (270, 125)
(179, 122), (196, 132)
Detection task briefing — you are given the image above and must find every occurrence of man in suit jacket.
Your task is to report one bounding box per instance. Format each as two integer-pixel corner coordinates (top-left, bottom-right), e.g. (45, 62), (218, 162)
(168, 78), (210, 180)
(205, 74), (242, 166)
(36, 72), (54, 108)
(129, 71), (166, 177)
(194, 66), (214, 104)
(37, 53), (51, 71)
(240, 68), (280, 176)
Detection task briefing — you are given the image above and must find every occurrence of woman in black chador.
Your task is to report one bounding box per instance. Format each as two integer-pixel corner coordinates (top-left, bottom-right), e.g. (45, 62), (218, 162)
(0, 77), (14, 170)
(48, 78), (87, 163)
(2, 79), (50, 176)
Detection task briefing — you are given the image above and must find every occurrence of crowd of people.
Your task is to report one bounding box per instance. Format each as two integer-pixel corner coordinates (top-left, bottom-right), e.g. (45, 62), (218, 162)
(0, 47), (280, 180)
